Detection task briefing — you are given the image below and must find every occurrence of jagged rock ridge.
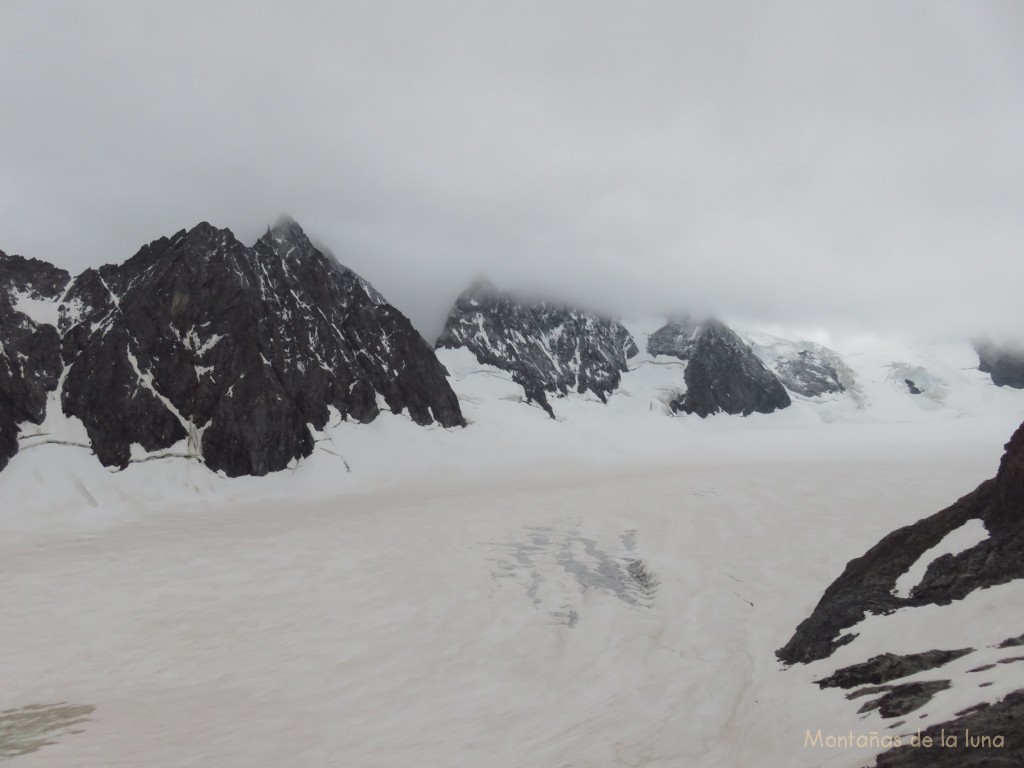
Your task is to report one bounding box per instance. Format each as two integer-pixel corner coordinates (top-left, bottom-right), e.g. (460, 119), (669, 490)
(8, 219), (464, 477)
(815, 649), (974, 689)
(778, 418), (1024, 666)
(647, 318), (792, 417)
(435, 279), (638, 416)
(0, 252), (72, 471)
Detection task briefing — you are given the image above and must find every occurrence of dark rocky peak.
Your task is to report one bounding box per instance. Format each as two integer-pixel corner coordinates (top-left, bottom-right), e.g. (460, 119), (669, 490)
(254, 217), (388, 308)
(259, 215), (322, 266)
(136, 221), (244, 271)
(645, 316), (736, 362)
(61, 225), (251, 342)
(0, 251), (69, 471)
(184, 220), (229, 244)
(436, 279), (638, 416)
(0, 250), (71, 303)
(697, 319), (751, 350)
(647, 317), (791, 417)
(268, 213), (308, 243)
(53, 220), (463, 477)
(253, 217), (333, 283)
(975, 339), (1024, 389)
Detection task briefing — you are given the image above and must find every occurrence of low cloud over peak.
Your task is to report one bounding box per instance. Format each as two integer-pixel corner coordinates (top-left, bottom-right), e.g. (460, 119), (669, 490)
(1, 1), (1021, 344)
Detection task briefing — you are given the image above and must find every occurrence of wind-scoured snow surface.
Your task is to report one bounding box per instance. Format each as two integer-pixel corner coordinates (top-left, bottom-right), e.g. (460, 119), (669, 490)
(2, 337), (1023, 766)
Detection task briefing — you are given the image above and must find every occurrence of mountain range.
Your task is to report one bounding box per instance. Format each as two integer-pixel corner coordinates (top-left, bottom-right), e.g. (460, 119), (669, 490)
(1, 217), (1022, 477)
(1, 219), (462, 476)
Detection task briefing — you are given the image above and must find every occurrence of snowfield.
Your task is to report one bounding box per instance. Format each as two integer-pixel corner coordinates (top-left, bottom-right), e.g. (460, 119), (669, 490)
(2, 336), (1023, 766)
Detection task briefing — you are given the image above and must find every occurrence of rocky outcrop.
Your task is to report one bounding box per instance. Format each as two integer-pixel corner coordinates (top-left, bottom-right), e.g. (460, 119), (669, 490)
(646, 317), (703, 360)
(884, 362), (945, 401)
(5, 218), (463, 477)
(778, 419), (1024, 665)
(776, 349), (845, 397)
(872, 689), (1023, 766)
(749, 337), (852, 399)
(435, 279), (638, 416)
(815, 649), (974, 689)
(0, 252), (71, 471)
(854, 680), (951, 718)
(647, 318), (791, 417)
(976, 341), (1024, 389)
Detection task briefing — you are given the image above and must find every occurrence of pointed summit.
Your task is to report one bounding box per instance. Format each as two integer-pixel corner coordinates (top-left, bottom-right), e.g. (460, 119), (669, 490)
(255, 216), (327, 273)
(263, 214), (314, 251)
(270, 213), (305, 238)
(183, 221), (235, 245)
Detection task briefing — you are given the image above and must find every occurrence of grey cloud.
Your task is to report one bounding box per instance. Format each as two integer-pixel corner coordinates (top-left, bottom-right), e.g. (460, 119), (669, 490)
(1, 1), (1021, 345)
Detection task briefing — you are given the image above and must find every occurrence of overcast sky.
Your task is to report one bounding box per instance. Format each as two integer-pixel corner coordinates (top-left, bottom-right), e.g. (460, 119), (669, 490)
(1, 1), (1021, 345)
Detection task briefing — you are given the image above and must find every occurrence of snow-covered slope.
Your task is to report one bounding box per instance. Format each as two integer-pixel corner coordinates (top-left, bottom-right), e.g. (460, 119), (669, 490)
(2, 384), (1022, 767)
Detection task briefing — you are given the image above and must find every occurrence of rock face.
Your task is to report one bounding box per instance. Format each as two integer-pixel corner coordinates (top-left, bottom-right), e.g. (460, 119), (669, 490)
(815, 649), (974, 689)
(778, 419), (1024, 666)
(856, 680), (951, 718)
(435, 279), (638, 416)
(776, 349), (845, 397)
(647, 318), (791, 417)
(976, 341), (1024, 389)
(0, 252), (71, 471)
(749, 338), (851, 399)
(5, 219), (463, 477)
(646, 316), (703, 360)
(873, 689), (1024, 766)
